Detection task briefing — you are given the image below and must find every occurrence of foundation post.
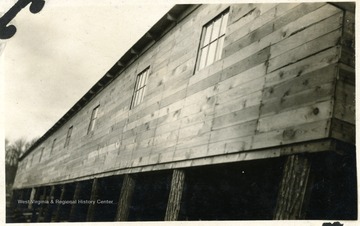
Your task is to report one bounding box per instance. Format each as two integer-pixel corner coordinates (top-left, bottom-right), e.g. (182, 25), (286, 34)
(86, 178), (99, 222)
(114, 174), (136, 221)
(69, 182), (82, 221)
(28, 187), (36, 209)
(54, 184), (66, 222)
(274, 154), (312, 219)
(44, 185), (56, 222)
(165, 169), (186, 221)
(31, 187), (42, 222)
(37, 187), (48, 222)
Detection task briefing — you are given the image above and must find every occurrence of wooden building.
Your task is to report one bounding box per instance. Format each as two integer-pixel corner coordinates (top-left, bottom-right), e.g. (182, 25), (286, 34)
(10, 3), (356, 222)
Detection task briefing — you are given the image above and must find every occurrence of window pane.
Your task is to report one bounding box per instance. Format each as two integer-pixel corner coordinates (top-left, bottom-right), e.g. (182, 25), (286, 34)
(90, 120), (95, 131)
(203, 24), (212, 46)
(142, 70), (149, 87)
(142, 71), (148, 87)
(141, 72), (147, 87)
(138, 74), (144, 89)
(215, 36), (225, 60)
(206, 41), (217, 66)
(220, 12), (229, 35)
(133, 91), (139, 107)
(139, 87), (145, 103)
(199, 46), (208, 70)
(39, 149), (44, 162)
(94, 107), (99, 119)
(211, 18), (221, 42)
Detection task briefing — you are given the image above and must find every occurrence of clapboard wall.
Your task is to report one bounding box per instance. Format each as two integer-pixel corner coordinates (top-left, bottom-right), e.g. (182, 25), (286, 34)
(14, 3), (355, 188)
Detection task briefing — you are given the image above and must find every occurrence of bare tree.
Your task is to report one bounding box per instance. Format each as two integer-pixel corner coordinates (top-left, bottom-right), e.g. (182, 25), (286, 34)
(24, 137), (39, 153)
(6, 137), (39, 195)
(5, 137), (38, 167)
(5, 137), (26, 166)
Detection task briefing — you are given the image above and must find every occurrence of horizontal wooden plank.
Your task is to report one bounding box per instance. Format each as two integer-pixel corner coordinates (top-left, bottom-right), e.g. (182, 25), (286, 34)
(172, 144), (209, 162)
(225, 3), (302, 47)
(260, 82), (334, 118)
(178, 120), (212, 140)
(265, 46), (340, 87)
(221, 46), (270, 81)
(217, 63), (266, 94)
(228, 3), (277, 30)
(217, 76), (264, 105)
(212, 105), (260, 130)
(208, 135), (253, 156)
(210, 120), (257, 143)
(340, 48), (355, 68)
(257, 100), (333, 133)
(338, 63), (355, 85)
(223, 4), (341, 71)
(224, 3), (331, 58)
(330, 118), (355, 144)
(214, 90), (262, 118)
(186, 71), (221, 96)
(262, 64), (337, 101)
(267, 29), (342, 72)
(253, 119), (330, 149)
(175, 131), (211, 150)
(333, 96), (355, 124)
(270, 12), (342, 59)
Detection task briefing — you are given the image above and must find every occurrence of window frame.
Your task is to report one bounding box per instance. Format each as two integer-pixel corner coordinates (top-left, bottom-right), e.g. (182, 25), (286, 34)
(39, 147), (44, 162)
(130, 67), (150, 109)
(28, 154), (34, 168)
(88, 105), (100, 134)
(50, 138), (56, 154)
(195, 8), (229, 72)
(64, 126), (73, 148)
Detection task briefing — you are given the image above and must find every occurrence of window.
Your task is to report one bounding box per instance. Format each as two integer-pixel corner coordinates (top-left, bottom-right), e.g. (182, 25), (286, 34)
(64, 126), (73, 148)
(50, 138), (56, 154)
(196, 9), (229, 71)
(28, 154), (34, 168)
(88, 105), (99, 134)
(131, 67), (150, 108)
(39, 147), (44, 162)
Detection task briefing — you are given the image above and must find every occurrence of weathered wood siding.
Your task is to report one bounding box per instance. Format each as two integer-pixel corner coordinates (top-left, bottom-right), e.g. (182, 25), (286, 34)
(14, 3), (350, 188)
(331, 10), (355, 145)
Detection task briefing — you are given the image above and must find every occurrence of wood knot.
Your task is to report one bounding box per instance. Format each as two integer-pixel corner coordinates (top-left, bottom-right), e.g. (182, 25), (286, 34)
(269, 87), (274, 94)
(313, 107), (319, 115)
(279, 71), (284, 78)
(283, 90), (290, 97)
(297, 69), (303, 77)
(283, 129), (296, 139)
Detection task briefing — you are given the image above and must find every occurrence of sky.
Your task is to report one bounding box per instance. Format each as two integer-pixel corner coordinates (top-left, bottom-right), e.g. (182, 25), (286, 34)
(1, 0), (174, 142)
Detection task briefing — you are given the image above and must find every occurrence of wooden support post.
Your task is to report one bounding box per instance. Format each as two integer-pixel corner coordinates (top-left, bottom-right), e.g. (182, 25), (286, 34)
(31, 187), (42, 222)
(28, 187), (36, 209)
(86, 178), (99, 222)
(165, 169), (186, 221)
(274, 154), (312, 219)
(37, 187), (48, 222)
(69, 182), (82, 222)
(44, 185), (55, 222)
(54, 184), (66, 222)
(115, 174), (136, 221)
